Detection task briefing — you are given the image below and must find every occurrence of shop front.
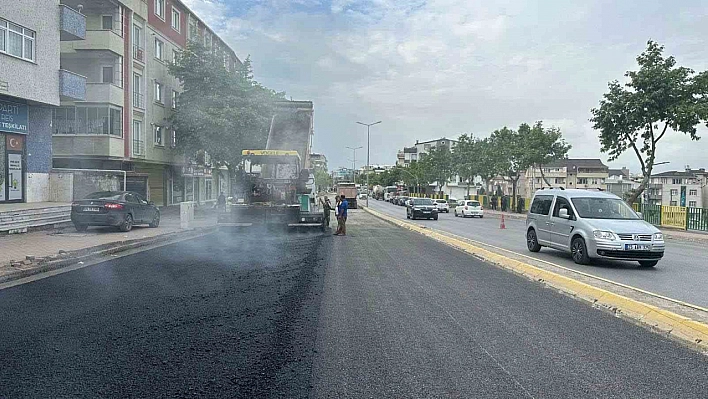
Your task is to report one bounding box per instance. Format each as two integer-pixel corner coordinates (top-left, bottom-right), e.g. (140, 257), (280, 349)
(0, 98), (28, 203)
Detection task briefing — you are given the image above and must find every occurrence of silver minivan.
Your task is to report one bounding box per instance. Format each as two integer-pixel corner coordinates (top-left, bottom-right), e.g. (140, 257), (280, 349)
(525, 189), (665, 267)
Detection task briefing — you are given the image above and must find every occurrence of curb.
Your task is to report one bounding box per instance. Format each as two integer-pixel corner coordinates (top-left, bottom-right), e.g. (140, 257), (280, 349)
(0, 226), (217, 285)
(363, 206), (708, 352)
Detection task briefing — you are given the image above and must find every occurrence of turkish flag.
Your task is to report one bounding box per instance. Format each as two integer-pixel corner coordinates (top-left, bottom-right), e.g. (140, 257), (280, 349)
(6, 134), (23, 151)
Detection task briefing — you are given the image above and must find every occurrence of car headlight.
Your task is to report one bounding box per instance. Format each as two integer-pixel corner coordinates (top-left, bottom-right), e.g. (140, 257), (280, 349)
(653, 232), (664, 241)
(593, 230), (617, 240)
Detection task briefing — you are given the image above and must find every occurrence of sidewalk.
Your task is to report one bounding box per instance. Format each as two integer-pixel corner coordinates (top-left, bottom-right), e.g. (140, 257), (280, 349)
(479, 208), (708, 242)
(0, 211), (217, 270)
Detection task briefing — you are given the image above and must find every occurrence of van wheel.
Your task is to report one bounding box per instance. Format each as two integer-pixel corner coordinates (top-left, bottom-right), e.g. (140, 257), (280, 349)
(526, 229), (541, 252)
(639, 260), (659, 268)
(571, 237), (590, 265)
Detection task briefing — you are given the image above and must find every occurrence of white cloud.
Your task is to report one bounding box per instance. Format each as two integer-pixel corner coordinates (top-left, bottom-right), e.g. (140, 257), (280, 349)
(182, 0), (708, 174)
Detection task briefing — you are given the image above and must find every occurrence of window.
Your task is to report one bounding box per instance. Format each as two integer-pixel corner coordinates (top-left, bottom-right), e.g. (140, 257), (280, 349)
(670, 189), (678, 196)
(577, 178), (588, 185)
(670, 201), (677, 206)
(689, 201), (697, 208)
(51, 106), (122, 136)
(205, 179), (213, 200)
(172, 49), (179, 63)
(188, 17), (198, 39)
(154, 125), (163, 145)
(133, 73), (143, 108)
(552, 197), (574, 219)
(102, 15), (113, 30)
(0, 19), (35, 62)
(154, 38), (163, 60)
(555, 178), (564, 184)
(171, 7), (181, 32)
(154, 81), (163, 104)
(155, 0), (165, 19)
(102, 66), (114, 84)
(172, 90), (178, 108)
(133, 120), (143, 156)
(171, 130), (176, 147)
(204, 31), (212, 49)
(672, 178), (682, 184)
(132, 25), (143, 61)
(689, 189), (698, 196)
(530, 195), (553, 215)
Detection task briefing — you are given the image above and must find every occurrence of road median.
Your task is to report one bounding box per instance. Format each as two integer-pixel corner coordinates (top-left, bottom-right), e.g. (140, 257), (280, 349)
(363, 205), (708, 353)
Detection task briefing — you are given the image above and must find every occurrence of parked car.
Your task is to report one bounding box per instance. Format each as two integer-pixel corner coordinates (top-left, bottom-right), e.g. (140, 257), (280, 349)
(407, 198), (439, 220)
(448, 198), (458, 209)
(434, 199), (450, 213)
(71, 191), (160, 232)
(525, 188), (665, 267)
(455, 200), (484, 218)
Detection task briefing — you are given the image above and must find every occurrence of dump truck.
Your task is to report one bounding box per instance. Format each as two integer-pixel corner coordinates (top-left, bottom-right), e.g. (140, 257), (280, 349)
(337, 182), (358, 209)
(218, 101), (325, 230)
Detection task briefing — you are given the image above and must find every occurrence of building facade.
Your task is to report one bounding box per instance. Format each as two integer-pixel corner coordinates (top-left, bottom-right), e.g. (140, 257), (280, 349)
(53, 0), (241, 206)
(524, 159), (609, 195)
(0, 0), (86, 203)
(605, 167), (638, 199)
(647, 168), (707, 207)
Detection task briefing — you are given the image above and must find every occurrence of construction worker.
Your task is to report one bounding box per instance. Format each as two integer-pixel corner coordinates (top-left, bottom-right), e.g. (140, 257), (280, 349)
(319, 196), (332, 227)
(334, 194), (348, 236)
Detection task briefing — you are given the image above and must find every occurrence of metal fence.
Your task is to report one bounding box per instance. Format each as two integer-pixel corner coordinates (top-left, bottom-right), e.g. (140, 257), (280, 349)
(632, 203), (708, 232)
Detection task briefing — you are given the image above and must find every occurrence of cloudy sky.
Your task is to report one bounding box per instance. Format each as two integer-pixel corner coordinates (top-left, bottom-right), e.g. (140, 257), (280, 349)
(183, 0), (708, 174)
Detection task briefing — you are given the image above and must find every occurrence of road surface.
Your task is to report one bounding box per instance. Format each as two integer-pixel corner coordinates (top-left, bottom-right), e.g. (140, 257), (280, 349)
(369, 199), (708, 308)
(0, 211), (706, 398)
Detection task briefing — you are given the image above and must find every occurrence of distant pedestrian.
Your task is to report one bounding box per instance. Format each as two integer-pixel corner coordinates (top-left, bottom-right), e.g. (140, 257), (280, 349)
(334, 194), (348, 236)
(216, 192), (226, 212)
(491, 195), (497, 211)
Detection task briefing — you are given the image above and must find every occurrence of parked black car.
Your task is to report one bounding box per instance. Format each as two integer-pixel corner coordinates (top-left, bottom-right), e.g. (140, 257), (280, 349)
(71, 191), (160, 232)
(407, 198), (439, 220)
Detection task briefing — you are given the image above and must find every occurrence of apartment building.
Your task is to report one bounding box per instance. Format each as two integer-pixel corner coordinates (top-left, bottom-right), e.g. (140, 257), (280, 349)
(647, 168), (707, 208)
(524, 159), (609, 195)
(0, 0), (86, 203)
(53, 0), (241, 206)
(605, 167), (639, 198)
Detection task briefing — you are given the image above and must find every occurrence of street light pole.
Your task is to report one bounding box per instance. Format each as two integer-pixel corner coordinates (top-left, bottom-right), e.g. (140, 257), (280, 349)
(346, 146), (362, 183)
(357, 121), (382, 207)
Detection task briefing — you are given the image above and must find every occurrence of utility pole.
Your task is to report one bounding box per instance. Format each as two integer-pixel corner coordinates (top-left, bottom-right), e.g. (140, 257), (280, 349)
(356, 121), (382, 207)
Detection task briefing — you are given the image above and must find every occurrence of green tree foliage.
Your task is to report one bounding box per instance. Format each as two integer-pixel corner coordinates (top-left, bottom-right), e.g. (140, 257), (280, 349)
(518, 122), (571, 188)
(590, 40), (708, 204)
(421, 146), (454, 195)
(488, 127), (530, 204)
(169, 41), (285, 168)
(399, 162), (430, 194)
(314, 169), (333, 192)
(453, 134), (479, 196)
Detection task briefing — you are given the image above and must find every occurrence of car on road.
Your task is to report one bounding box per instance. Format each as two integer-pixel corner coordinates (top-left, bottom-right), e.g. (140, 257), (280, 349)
(71, 191), (160, 232)
(455, 200), (484, 218)
(434, 199), (450, 213)
(448, 198), (458, 209)
(407, 198), (439, 220)
(525, 189), (665, 267)
(398, 196), (410, 206)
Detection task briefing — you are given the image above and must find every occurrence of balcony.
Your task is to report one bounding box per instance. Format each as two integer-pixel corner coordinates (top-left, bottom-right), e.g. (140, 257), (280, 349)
(59, 69), (86, 101)
(61, 29), (124, 56)
(60, 5), (86, 41)
(86, 83), (123, 106)
(53, 135), (124, 158)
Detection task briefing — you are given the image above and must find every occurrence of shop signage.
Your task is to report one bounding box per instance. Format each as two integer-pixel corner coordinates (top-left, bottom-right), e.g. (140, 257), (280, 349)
(0, 99), (28, 135)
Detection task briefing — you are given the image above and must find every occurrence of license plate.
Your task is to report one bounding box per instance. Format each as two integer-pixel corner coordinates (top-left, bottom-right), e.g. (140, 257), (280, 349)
(625, 244), (650, 251)
(83, 207), (100, 212)
(423, 211), (431, 213)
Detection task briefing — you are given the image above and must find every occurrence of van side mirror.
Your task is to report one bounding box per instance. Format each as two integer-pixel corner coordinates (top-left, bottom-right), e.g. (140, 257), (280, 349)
(558, 208), (570, 219)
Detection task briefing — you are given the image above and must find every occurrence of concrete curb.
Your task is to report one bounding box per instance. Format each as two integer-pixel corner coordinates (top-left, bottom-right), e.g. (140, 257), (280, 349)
(0, 226), (217, 285)
(363, 206), (708, 352)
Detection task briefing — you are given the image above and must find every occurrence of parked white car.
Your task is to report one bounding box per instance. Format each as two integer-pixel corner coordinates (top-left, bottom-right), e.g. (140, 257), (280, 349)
(434, 199), (450, 213)
(455, 200), (484, 218)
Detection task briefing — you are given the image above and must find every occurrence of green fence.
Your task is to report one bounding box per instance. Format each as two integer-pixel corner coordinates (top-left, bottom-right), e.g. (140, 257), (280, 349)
(640, 204), (662, 226)
(687, 207), (708, 232)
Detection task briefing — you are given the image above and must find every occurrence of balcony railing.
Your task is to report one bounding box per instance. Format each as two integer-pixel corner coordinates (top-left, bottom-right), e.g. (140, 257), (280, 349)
(60, 5), (86, 41)
(59, 69), (86, 101)
(132, 45), (145, 62)
(133, 92), (145, 109)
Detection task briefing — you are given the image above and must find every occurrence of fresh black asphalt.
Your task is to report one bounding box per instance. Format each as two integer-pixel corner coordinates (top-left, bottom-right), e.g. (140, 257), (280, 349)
(0, 211), (707, 398)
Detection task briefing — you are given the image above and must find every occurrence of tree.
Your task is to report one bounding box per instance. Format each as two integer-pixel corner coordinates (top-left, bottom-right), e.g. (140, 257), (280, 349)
(169, 41), (285, 169)
(474, 138), (497, 194)
(488, 127), (530, 208)
(315, 169), (332, 192)
(590, 40), (708, 204)
(453, 134), (482, 196)
(519, 122), (571, 188)
(421, 145), (454, 195)
(399, 161), (430, 194)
